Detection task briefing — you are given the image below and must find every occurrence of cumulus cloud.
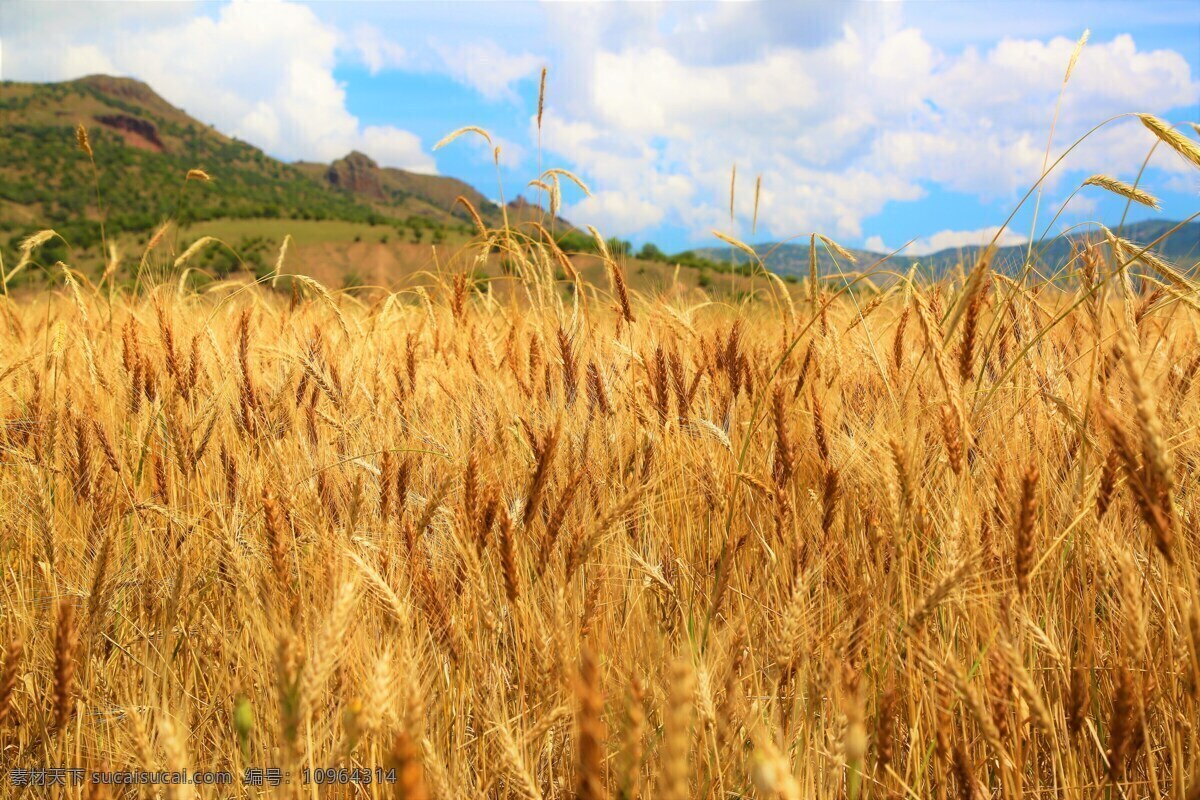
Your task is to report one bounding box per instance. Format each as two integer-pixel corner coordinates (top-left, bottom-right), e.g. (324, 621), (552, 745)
(0, 0), (435, 172)
(531, 8), (1199, 242)
(432, 39), (541, 102)
(360, 126), (430, 170)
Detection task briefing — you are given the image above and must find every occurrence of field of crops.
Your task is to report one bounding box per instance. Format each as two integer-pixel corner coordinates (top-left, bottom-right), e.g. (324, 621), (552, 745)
(2, 194), (1200, 799)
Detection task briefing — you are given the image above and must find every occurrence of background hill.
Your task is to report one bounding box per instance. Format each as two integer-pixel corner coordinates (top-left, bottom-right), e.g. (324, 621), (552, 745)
(0, 76), (570, 260)
(693, 219), (1200, 279)
(2, 76), (384, 243)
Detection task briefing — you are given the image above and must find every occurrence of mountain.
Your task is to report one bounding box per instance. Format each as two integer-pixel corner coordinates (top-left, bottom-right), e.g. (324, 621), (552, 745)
(694, 219), (1200, 279)
(0, 75), (556, 255)
(292, 151), (494, 217)
(292, 152), (572, 229)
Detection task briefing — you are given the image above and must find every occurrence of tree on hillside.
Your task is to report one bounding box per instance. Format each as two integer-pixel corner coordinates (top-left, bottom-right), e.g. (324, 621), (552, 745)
(607, 236), (631, 257)
(638, 242), (664, 261)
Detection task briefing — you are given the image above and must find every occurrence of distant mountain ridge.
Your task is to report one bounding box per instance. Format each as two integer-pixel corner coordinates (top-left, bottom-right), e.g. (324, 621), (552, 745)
(694, 219), (1200, 278)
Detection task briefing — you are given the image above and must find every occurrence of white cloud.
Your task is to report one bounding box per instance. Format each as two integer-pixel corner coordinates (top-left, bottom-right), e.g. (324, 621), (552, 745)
(1057, 193), (1099, 219)
(360, 126), (430, 171)
(0, 0), (435, 172)
(569, 191), (667, 234)
(58, 45), (117, 79)
(531, 10), (1199, 241)
(1164, 173), (1200, 195)
(934, 34), (1197, 132)
(347, 24), (407, 75)
(589, 47), (823, 138)
(433, 39), (541, 102)
(899, 226), (1028, 257)
(538, 109), (701, 235)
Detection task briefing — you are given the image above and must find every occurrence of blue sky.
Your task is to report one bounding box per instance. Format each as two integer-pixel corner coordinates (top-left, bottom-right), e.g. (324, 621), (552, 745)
(2, 0), (1198, 254)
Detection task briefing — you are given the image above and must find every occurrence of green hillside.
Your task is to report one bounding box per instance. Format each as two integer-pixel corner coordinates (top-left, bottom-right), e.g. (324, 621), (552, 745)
(0, 75), (535, 267)
(0, 77), (385, 250)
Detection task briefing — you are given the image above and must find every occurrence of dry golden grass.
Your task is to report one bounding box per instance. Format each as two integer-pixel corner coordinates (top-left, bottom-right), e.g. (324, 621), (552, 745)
(2, 223), (1200, 799)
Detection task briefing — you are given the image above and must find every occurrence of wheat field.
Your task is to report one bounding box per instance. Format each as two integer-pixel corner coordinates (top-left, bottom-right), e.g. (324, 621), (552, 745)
(2, 213), (1200, 800)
